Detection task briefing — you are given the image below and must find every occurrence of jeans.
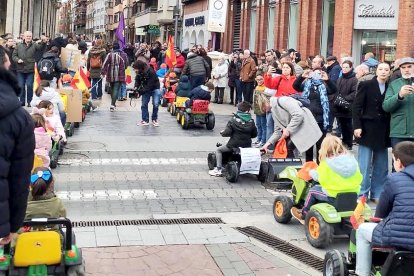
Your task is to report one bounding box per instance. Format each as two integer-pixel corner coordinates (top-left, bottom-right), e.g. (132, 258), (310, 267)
(234, 79), (243, 104)
(110, 81), (121, 106)
(216, 145), (232, 168)
(337, 117), (353, 149)
(358, 145), (388, 200)
(241, 81), (254, 103)
(256, 115), (267, 144)
(391, 137), (414, 147)
(356, 223), (377, 276)
(118, 82), (126, 99)
(91, 78), (102, 99)
(266, 112), (275, 150)
(141, 89), (161, 122)
(229, 86), (235, 103)
(302, 185), (334, 215)
(305, 123), (326, 163)
(190, 75), (205, 89)
(214, 87), (225, 103)
(17, 72), (34, 105)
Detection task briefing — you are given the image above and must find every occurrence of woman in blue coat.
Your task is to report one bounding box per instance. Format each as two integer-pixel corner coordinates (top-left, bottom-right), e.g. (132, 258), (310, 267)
(356, 141), (414, 276)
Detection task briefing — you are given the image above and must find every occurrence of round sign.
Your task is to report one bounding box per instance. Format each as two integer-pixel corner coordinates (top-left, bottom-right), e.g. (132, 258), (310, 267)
(214, 0), (223, 10)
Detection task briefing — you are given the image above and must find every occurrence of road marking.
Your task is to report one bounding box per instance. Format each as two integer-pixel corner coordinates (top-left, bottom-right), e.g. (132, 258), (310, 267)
(56, 189), (158, 201)
(58, 158), (207, 166)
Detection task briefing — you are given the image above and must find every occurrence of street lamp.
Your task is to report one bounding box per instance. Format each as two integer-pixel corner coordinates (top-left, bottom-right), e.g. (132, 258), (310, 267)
(174, 0), (180, 46)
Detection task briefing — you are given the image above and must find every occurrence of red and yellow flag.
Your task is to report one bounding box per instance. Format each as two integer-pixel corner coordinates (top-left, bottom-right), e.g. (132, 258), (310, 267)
(165, 35), (177, 69)
(125, 67), (132, 84)
(71, 67), (91, 91)
(33, 63), (41, 92)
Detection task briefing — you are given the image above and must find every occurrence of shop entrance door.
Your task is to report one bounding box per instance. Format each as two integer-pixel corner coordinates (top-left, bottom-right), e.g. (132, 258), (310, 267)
(361, 31), (397, 62)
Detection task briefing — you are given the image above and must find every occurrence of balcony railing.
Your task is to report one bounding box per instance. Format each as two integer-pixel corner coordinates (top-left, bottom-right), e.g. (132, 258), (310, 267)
(136, 7), (157, 17)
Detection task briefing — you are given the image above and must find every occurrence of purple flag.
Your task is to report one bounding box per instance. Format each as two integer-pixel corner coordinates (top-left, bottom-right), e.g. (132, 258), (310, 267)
(115, 12), (126, 50)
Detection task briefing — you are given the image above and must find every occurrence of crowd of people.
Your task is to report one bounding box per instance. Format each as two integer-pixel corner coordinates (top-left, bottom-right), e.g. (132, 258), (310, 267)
(1, 31), (414, 274)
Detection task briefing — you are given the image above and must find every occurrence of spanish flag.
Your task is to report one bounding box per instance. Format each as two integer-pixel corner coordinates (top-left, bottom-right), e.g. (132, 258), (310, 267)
(125, 67), (132, 84)
(71, 67), (91, 91)
(33, 63), (41, 92)
(165, 35), (177, 69)
(350, 196), (366, 229)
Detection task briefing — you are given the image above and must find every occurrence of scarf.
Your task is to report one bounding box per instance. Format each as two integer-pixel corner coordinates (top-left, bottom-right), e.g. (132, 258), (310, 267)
(303, 79), (330, 130)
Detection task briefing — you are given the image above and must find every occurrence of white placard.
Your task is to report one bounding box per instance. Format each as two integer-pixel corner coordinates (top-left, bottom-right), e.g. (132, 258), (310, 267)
(353, 0), (399, 30)
(207, 0), (228, 33)
(239, 148), (261, 175)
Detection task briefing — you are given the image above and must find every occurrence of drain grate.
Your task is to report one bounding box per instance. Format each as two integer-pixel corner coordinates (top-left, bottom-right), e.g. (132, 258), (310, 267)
(72, 217), (224, 228)
(236, 226), (324, 272)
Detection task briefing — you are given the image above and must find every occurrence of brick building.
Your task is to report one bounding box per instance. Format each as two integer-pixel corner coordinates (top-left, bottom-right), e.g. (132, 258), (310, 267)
(221, 0), (414, 63)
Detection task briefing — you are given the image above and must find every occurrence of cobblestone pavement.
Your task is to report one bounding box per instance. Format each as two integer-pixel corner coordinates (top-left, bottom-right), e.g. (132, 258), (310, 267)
(51, 96), (329, 275)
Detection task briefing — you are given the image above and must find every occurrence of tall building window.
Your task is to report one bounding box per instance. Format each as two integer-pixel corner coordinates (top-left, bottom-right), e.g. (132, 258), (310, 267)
(321, 0), (335, 57)
(267, 0), (276, 50)
(287, 0), (299, 50)
(248, 0), (257, 51)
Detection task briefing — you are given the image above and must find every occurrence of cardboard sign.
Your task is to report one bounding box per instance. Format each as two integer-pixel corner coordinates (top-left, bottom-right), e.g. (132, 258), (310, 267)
(60, 47), (82, 71)
(175, 97), (189, 108)
(239, 147), (261, 175)
(58, 89), (82, 123)
(192, 100), (209, 114)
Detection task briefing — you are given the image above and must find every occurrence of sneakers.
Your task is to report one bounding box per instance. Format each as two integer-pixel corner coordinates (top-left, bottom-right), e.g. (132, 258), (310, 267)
(152, 120), (159, 127)
(109, 105), (115, 112)
(291, 207), (305, 225)
(208, 167), (223, 177)
(92, 105), (98, 112)
(137, 121), (150, 126)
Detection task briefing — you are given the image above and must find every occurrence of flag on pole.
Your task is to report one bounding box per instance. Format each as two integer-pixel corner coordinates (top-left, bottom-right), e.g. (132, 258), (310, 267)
(115, 12), (126, 50)
(125, 67), (132, 84)
(33, 63), (41, 92)
(165, 35), (177, 69)
(71, 67), (91, 91)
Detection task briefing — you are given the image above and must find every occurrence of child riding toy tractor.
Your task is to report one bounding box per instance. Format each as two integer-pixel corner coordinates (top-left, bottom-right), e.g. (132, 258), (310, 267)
(272, 164), (372, 248)
(178, 100), (215, 130)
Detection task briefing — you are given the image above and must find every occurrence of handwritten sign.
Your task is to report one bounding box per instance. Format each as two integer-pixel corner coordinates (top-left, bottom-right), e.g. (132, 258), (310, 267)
(176, 96), (189, 108)
(239, 148), (261, 175)
(192, 100), (209, 114)
(61, 47), (82, 72)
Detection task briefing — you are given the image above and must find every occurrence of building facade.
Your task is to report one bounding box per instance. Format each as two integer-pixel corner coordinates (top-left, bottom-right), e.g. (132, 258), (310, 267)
(221, 0), (414, 62)
(1, 0), (60, 38)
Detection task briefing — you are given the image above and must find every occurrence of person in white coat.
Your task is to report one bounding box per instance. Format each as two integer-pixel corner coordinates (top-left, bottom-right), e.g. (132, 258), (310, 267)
(31, 80), (66, 125)
(211, 55), (228, 104)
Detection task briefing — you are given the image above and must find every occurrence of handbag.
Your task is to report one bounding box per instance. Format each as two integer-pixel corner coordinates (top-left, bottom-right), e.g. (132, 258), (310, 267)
(334, 94), (350, 110)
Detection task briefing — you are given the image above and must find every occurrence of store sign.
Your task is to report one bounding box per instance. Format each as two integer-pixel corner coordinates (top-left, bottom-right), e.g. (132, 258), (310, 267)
(147, 25), (160, 35)
(185, 16), (205, 27)
(135, 27), (146, 36)
(354, 0), (399, 30)
(207, 0), (228, 33)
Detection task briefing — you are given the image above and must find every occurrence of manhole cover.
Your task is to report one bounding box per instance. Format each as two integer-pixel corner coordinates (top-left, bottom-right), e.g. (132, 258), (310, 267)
(65, 141), (106, 151)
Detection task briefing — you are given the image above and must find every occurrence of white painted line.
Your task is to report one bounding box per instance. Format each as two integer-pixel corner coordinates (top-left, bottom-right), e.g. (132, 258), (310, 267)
(58, 157), (207, 166)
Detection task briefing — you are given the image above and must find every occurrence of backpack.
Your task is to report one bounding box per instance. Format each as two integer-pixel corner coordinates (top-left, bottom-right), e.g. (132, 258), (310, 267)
(90, 53), (102, 69)
(38, 58), (55, 80)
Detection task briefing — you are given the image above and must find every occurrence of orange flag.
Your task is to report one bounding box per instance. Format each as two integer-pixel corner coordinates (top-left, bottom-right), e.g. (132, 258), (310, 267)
(33, 63), (41, 92)
(165, 35), (177, 69)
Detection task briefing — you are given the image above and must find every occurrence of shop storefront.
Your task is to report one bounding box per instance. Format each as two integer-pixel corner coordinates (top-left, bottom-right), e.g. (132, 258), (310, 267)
(182, 11), (209, 49)
(352, 0), (399, 63)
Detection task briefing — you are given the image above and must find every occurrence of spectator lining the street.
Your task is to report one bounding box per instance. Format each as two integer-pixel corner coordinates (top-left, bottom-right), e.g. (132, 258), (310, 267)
(252, 74), (268, 147)
(211, 55), (228, 104)
(240, 50), (257, 104)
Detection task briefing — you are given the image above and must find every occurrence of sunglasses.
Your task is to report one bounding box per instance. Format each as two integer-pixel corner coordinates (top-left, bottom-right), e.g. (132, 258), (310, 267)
(31, 170), (52, 184)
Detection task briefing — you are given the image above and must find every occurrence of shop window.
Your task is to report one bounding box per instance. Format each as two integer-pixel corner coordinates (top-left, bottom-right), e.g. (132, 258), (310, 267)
(267, 1), (276, 50)
(321, 0), (335, 57)
(287, 0), (299, 50)
(361, 31), (396, 62)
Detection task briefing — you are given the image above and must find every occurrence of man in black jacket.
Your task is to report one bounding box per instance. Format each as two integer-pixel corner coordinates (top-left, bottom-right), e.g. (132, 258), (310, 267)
(0, 48), (35, 245)
(133, 60), (161, 127)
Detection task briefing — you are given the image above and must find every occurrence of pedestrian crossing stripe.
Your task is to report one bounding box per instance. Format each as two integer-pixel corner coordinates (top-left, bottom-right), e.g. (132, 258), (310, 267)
(58, 158), (206, 166)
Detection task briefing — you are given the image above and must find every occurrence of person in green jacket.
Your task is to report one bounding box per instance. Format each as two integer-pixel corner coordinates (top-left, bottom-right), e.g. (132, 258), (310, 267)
(382, 57), (414, 147)
(291, 135), (362, 224)
(25, 167), (66, 219)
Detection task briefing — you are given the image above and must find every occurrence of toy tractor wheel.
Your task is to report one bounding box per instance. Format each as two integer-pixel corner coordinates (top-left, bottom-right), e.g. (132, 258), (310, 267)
(161, 98), (168, 107)
(67, 259), (86, 276)
(323, 250), (348, 276)
(206, 114), (215, 130)
(257, 161), (268, 183)
(167, 103), (172, 113)
(181, 113), (190, 129)
(176, 112), (181, 123)
(225, 161), (239, 183)
(207, 153), (217, 170)
(171, 105), (176, 116)
(50, 159), (58, 169)
(305, 209), (334, 248)
(273, 196), (293, 223)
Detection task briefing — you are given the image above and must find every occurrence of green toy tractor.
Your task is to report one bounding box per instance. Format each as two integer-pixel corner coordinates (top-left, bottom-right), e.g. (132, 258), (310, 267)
(272, 166), (372, 248)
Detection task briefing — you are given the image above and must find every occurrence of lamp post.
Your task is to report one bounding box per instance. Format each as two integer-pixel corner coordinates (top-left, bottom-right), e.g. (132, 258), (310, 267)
(173, 0), (180, 46)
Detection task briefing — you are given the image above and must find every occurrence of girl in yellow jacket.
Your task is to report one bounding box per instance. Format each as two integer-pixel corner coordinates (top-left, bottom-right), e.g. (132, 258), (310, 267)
(291, 135), (362, 224)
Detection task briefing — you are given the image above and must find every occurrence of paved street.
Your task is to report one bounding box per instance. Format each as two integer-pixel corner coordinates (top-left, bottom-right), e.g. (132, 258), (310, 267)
(52, 94), (344, 275)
